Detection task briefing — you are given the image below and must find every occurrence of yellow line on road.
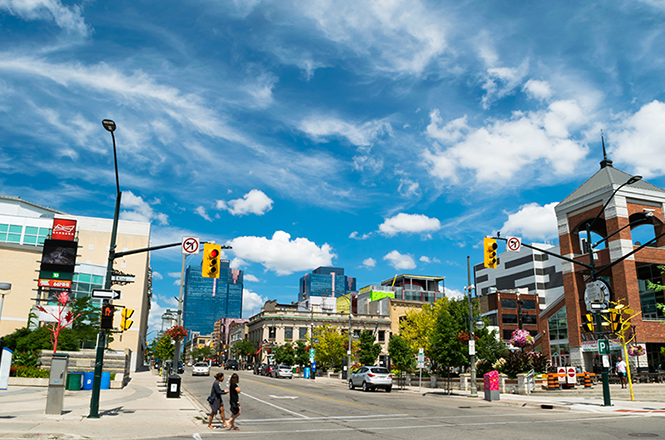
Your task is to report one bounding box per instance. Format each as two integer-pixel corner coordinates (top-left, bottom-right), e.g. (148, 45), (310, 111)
(242, 377), (403, 413)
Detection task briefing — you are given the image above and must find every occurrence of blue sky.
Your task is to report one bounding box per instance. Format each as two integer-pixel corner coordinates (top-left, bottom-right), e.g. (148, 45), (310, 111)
(2, 0), (665, 336)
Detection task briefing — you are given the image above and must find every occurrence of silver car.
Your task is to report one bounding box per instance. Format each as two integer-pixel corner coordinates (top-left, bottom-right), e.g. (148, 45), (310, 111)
(271, 365), (293, 379)
(192, 362), (210, 376)
(349, 366), (393, 392)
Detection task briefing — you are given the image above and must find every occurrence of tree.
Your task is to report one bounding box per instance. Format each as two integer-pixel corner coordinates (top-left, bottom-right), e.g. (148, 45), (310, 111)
(273, 342), (296, 365)
(313, 324), (346, 370)
(357, 330), (382, 366)
(150, 334), (174, 363)
(191, 346), (214, 361)
(69, 296), (100, 348)
(35, 291), (81, 353)
(388, 334), (415, 375)
(399, 298), (448, 362)
(232, 339), (258, 361)
(293, 340), (310, 369)
(430, 299), (467, 372)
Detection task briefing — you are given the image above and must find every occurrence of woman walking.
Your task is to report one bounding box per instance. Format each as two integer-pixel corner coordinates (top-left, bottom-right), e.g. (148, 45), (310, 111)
(208, 372), (230, 429)
(228, 373), (241, 430)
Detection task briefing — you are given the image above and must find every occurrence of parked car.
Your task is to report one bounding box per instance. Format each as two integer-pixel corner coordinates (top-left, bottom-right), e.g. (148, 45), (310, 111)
(192, 362), (211, 376)
(349, 366), (392, 392)
(261, 364), (276, 376)
(271, 365), (293, 379)
(226, 360), (239, 370)
(177, 361), (185, 374)
(254, 363), (265, 375)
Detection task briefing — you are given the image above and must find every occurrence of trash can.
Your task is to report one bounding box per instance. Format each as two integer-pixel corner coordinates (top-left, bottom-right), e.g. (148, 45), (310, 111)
(82, 371), (94, 390)
(304, 367), (310, 379)
(66, 372), (82, 390)
(167, 375), (181, 398)
(101, 372), (111, 390)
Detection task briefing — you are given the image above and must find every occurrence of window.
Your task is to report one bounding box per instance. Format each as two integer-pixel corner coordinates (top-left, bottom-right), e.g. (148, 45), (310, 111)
(637, 264), (665, 320)
(519, 299), (536, 310)
(486, 314), (498, 326)
(502, 314), (518, 324)
(284, 327), (293, 340)
(503, 329), (514, 340)
(501, 298), (517, 309)
(268, 327), (276, 339)
(522, 314), (537, 325)
(378, 330), (385, 342)
(353, 329), (361, 339)
(299, 327), (308, 340)
(5, 224), (22, 243)
(548, 307), (568, 341)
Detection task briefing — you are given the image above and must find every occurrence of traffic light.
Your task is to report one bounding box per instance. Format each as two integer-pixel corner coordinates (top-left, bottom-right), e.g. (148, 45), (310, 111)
(101, 304), (114, 329)
(202, 243), (222, 278)
(483, 237), (498, 268)
(121, 308), (134, 331)
(608, 311), (620, 333)
(582, 313), (595, 332)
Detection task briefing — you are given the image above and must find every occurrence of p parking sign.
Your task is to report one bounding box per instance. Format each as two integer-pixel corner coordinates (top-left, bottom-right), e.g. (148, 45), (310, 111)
(598, 339), (609, 355)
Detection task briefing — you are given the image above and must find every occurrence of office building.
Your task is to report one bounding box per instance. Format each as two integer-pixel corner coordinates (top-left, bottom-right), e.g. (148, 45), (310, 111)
(298, 266), (356, 302)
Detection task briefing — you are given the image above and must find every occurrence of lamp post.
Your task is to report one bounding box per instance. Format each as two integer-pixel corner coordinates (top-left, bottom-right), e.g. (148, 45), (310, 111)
(89, 119), (121, 419)
(0, 282), (10, 328)
(465, 256), (486, 397)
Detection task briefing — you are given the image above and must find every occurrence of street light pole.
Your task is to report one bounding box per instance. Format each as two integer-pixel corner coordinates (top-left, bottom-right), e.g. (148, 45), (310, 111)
(466, 257), (477, 398)
(89, 119), (121, 419)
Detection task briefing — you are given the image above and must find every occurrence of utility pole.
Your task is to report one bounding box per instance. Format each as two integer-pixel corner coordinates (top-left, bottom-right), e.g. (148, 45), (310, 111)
(466, 256), (477, 398)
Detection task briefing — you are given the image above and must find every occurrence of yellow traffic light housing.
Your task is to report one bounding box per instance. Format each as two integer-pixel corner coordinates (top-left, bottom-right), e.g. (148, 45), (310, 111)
(202, 243), (222, 278)
(582, 313), (595, 332)
(483, 237), (498, 268)
(121, 308), (134, 332)
(608, 311), (620, 333)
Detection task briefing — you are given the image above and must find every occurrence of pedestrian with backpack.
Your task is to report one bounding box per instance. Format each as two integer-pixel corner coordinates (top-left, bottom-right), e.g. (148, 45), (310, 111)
(208, 372), (230, 429)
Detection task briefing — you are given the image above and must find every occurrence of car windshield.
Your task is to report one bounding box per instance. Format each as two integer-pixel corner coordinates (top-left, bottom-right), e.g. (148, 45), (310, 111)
(370, 367), (390, 374)
(279, 365), (289, 369)
(194, 363), (207, 367)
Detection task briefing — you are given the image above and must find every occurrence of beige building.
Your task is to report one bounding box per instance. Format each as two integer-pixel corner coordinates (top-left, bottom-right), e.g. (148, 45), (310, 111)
(0, 195), (152, 371)
(247, 300), (392, 366)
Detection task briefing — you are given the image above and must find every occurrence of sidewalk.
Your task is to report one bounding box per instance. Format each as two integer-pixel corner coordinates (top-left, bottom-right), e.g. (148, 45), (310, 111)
(310, 375), (665, 414)
(0, 370), (205, 439)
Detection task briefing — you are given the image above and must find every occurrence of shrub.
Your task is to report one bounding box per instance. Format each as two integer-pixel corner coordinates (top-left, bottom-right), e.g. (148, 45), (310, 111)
(10, 366), (50, 378)
(11, 350), (40, 368)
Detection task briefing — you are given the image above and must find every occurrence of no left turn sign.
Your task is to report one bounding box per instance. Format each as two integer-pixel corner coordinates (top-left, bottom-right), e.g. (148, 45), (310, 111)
(506, 236), (521, 252)
(181, 237), (200, 255)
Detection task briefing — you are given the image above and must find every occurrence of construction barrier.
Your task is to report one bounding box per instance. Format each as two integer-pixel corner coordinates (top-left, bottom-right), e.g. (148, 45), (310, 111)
(584, 372), (592, 388)
(547, 373), (559, 390)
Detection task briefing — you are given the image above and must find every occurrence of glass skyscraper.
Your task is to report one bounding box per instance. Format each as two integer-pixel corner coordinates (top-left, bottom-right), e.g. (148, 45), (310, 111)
(298, 266), (356, 302)
(183, 259), (243, 336)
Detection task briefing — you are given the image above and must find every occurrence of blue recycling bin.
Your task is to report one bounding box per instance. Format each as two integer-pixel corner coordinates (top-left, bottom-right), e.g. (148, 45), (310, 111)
(304, 367), (310, 379)
(101, 372), (111, 390)
(83, 371), (94, 390)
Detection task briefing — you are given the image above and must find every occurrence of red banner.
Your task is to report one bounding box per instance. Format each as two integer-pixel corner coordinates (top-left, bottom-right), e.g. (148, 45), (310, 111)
(38, 279), (72, 288)
(51, 218), (77, 241)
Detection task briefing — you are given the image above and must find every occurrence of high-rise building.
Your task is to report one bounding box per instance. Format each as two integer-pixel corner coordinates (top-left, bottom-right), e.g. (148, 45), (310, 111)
(298, 266), (356, 302)
(183, 259), (243, 335)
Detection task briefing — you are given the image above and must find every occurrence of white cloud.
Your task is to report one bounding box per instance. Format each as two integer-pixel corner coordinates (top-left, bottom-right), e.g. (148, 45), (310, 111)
(173, 279), (181, 286)
(242, 288), (267, 317)
(424, 100), (588, 186)
(383, 250), (416, 270)
(379, 213), (441, 237)
(167, 272), (181, 278)
(419, 256), (440, 264)
(480, 60), (530, 109)
(611, 100), (665, 178)
(230, 258), (247, 269)
(195, 206), (212, 222)
(152, 271), (163, 280)
(426, 112), (469, 143)
(397, 178), (421, 198)
(217, 189), (274, 216)
(227, 230), (336, 275)
(120, 191), (169, 225)
(501, 202), (558, 241)
(244, 72), (278, 108)
(299, 116), (390, 147)
(349, 231), (372, 240)
(362, 257), (376, 269)
(523, 79), (553, 101)
(445, 287), (464, 300)
(244, 274), (260, 282)
(0, 0), (89, 36)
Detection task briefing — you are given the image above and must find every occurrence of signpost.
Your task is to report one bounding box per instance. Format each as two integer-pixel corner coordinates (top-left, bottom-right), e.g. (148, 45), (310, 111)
(91, 289), (121, 301)
(567, 366), (576, 386)
(418, 348), (424, 392)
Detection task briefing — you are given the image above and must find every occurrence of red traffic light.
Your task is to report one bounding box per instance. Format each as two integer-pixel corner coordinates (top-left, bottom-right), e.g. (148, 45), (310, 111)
(210, 249), (219, 258)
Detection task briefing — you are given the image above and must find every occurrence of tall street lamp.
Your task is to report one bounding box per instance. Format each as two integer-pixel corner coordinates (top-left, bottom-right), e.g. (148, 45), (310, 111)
(89, 119), (122, 419)
(465, 257), (485, 398)
(0, 283), (11, 329)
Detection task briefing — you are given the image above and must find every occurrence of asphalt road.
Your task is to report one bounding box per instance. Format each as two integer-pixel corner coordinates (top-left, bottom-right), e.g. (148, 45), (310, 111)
(177, 368), (664, 440)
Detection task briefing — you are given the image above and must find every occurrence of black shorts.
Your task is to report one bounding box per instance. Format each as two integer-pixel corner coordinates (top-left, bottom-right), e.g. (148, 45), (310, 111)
(230, 403), (240, 415)
(618, 372), (626, 377)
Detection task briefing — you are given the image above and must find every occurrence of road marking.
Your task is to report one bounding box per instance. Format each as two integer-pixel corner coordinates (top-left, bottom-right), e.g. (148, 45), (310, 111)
(242, 414), (407, 423)
(243, 392), (309, 418)
(269, 395), (298, 399)
(242, 377), (402, 413)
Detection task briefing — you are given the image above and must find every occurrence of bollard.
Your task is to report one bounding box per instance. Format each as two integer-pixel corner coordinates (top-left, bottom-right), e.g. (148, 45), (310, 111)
(547, 373), (558, 390)
(584, 372), (592, 388)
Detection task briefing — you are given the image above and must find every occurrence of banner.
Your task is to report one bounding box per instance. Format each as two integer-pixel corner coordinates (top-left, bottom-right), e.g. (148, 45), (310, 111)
(51, 218), (77, 241)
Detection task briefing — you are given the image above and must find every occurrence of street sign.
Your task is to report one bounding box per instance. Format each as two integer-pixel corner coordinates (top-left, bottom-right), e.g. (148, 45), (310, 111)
(181, 237), (200, 255)
(506, 236), (522, 252)
(309, 348), (315, 358)
(598, 339), (610, 355)
(557, 367), (566, 383)
(91, 289), (121, 300)
(566, 366), (576, 385)
(111, 274), (135, 283)
(468, 339), (475, 356)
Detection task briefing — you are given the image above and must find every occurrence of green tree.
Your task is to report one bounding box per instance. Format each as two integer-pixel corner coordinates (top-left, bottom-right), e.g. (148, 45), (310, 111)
(430, 299), (467, 372)
(293, 340), (310, 369)
(399, 298), (448, 362)
(191, 346), (214, 361)
(388, 334), (415, 375)
(273, 342), (296, 365)
(150, 334), (174, 363)
(313, 324), (346, 370)
(69, 296), (100, 348)
(232, 339), (258, 361)
(357, 330), (382, 366)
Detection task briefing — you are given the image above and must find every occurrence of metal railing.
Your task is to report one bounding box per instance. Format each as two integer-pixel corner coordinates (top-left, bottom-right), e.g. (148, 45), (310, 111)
(526, 369), (536, 394)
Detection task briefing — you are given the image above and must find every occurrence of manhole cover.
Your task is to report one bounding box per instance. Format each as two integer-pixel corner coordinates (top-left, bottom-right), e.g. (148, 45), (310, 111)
(628, 434), (659, 438)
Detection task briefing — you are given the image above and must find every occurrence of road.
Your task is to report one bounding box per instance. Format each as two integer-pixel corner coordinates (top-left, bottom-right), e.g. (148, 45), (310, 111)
(176, 369), (664, 440)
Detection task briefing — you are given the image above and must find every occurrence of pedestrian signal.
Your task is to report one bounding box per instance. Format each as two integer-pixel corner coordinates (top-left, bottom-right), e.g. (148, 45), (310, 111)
(121, 308), (134, 331)
(483, 237), (498, 268)
(101, 304), (114, 329)
(202, 243), (222, 278)
(582, 313), (595, 333)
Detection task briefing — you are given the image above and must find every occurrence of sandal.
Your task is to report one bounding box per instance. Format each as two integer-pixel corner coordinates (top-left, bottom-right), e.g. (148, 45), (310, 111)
(208, 426), (215, 430)
(232, 427), (239, 430)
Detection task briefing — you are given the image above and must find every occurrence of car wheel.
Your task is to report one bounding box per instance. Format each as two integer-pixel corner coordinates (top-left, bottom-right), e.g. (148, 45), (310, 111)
(289, 376), (293, 379)
(349, 380), (355, 390)
(386, 386), (392, 393)
(362, 381), (369, 392)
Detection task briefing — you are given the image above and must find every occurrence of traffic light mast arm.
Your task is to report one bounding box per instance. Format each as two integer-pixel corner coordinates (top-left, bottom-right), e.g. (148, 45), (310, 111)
(493, 237), (594, 271)
(115, 242), (232, 259)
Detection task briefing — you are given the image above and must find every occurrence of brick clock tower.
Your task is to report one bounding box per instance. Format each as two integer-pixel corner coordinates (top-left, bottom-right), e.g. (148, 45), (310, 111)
(555, 150), (665, 369)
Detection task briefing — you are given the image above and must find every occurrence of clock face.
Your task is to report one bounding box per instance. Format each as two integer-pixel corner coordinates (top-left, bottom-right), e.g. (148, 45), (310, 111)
(584, 280), (611, 309)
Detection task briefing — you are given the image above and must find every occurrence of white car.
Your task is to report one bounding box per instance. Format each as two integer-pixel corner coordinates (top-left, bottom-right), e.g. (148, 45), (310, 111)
(271, 365), (293, 379)
(192, 362), (210, 376)
(349, 366), (392, 392)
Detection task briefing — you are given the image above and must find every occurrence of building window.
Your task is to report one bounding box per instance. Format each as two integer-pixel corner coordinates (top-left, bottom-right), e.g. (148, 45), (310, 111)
(502, 329), (514, 340)
(353, 329), (361, 339)
(548, 307), (568, 341)
(501, 298), (517, 309)
(522, 314), (537, 325)
(519, 299), (536, 310)
(284, 327), (293, 340)
(638, 264), (665, 320)
(268, 327), (276, 339)
(299, 327), (308, 340)
(378, 330), (385, 342)
(486, 314), (498, 326)
(502, 314), (518, 324)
